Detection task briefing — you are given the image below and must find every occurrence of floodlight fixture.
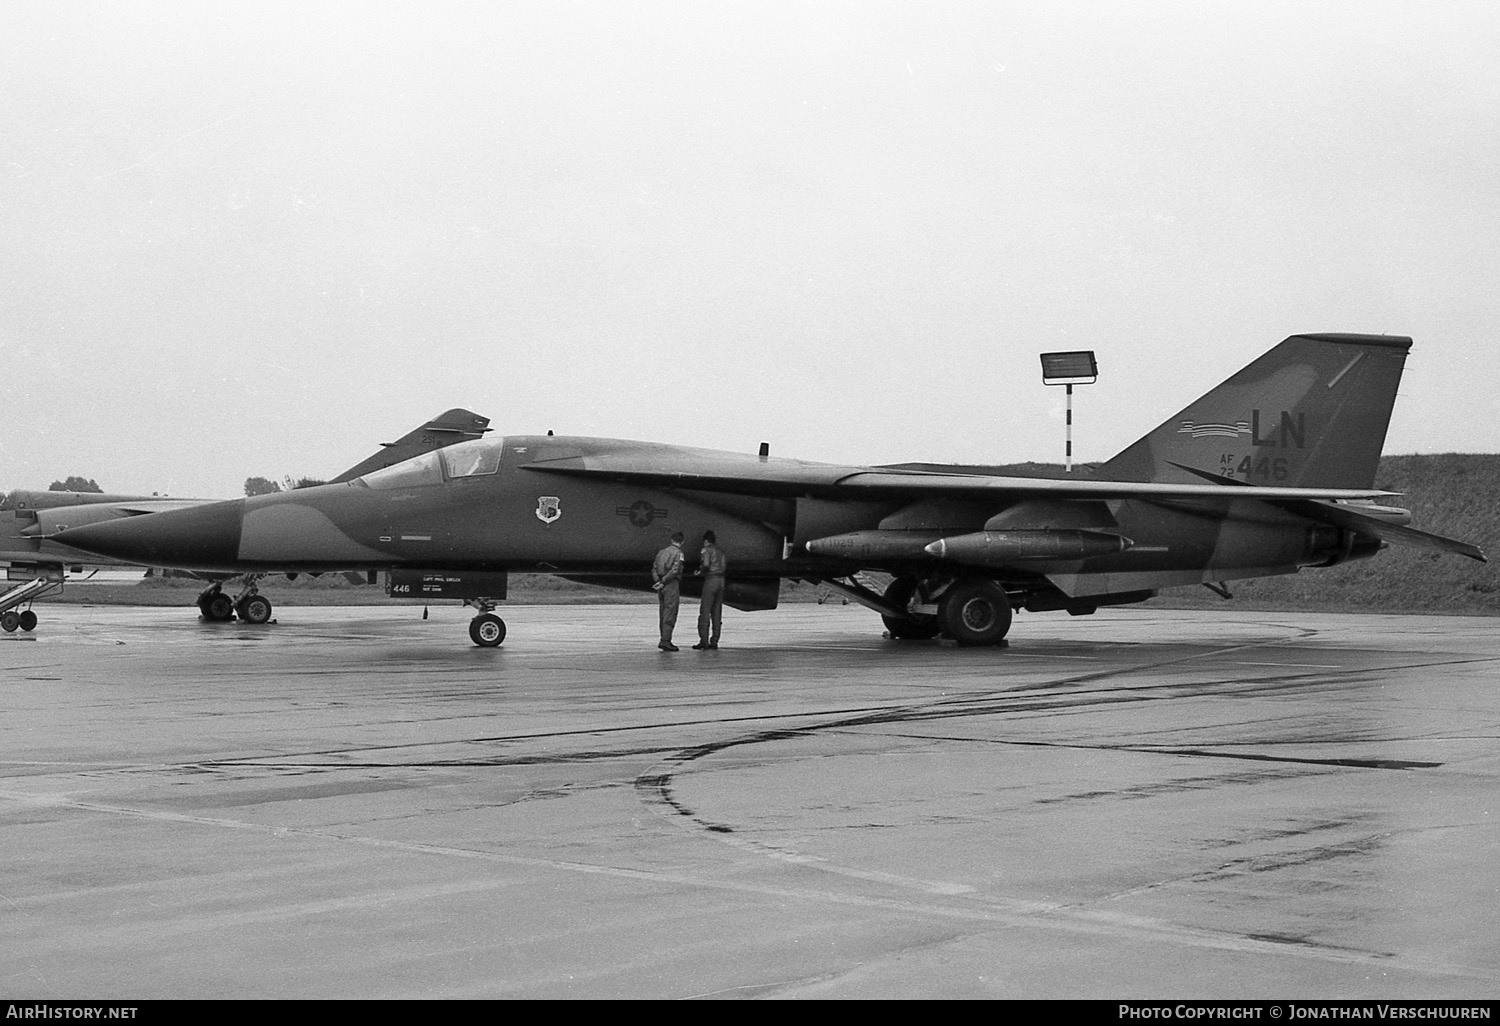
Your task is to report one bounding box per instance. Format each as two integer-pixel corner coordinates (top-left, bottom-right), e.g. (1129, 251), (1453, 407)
(1040, 350), (1099, 472)
(1040, 350), (1098, 386)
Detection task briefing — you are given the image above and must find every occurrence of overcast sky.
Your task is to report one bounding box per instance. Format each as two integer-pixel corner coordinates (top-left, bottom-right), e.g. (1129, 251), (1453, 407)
(2, 0), (1497, 498)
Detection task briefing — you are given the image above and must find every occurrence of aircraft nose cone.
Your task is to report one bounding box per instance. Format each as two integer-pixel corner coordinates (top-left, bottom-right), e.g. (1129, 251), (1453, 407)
(56, 499), (245, 570)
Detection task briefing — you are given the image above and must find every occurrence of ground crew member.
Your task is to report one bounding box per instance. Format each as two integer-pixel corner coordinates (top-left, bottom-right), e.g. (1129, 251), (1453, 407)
(652, 531), (685, 651)
(693, 530), (728, 649)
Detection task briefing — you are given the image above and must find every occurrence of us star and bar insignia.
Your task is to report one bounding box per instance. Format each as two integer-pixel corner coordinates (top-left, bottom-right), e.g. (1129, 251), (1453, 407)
(615, 500), (668, 528)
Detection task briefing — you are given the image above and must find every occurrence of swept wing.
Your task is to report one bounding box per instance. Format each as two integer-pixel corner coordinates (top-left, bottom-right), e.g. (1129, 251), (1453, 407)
(522, 446), (1396, 503)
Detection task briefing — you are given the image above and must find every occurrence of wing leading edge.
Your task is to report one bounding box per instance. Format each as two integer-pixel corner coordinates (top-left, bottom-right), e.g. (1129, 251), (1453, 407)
(521, 449), (1395, 502)
(523, 447), (1485, 562)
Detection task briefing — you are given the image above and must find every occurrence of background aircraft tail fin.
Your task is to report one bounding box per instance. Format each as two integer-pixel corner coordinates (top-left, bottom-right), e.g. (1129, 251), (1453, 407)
(331, 408), (491, 483)
(1098, 333), (1411, 489)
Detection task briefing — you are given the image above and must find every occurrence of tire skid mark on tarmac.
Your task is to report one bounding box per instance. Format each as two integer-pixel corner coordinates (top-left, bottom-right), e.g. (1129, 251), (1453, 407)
(193, 704), (924, 769)
(839, 731), (1444, 771)
(635, 656), (1478, 820)
(627, 622), (1490, 976)
(3, 782), (1439, 971)
(6, 618), (1494, 983)
(631, 624), (1357, 834)
(117, 627), (1493, 776)
(9, 789), (1487, 982)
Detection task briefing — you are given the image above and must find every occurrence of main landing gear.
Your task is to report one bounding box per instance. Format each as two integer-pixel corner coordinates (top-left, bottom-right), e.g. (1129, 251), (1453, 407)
(886, 574), (1013, 646)
(465, 597), (507, 648)
(821, 573), (1015, 647)
(196, 578), (274, 625)
(880, 576), (941, 640)
(933, 577), (1012, 646)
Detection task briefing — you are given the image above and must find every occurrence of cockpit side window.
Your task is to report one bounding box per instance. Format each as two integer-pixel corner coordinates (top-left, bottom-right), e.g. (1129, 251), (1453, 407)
(357, 437), (504, 490)
(360, 450), (444, 490)
(441, 438), (504, 478)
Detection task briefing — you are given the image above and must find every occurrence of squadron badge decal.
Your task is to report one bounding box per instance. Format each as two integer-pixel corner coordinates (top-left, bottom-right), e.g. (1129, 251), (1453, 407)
(535, 496), (562, 524)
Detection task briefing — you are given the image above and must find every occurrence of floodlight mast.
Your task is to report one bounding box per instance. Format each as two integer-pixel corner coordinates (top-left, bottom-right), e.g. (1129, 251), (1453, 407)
(1039, 351), (1098, 472)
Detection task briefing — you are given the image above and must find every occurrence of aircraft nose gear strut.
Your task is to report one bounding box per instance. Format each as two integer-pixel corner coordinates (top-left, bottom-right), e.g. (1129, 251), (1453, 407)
(233, 576), (274, 625)
(196, 582), (235, 621)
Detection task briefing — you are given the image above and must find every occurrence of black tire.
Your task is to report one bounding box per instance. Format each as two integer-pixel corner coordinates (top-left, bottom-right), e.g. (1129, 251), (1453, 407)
(205, 593), (236, 621)
(469, 613), (506, 648)
(940, 579), (1013, 646)
(881, 577), (941, 640)
(237, 595), (273, 625)
(1, 611), (18, 633)
(18, 610), (37, 632)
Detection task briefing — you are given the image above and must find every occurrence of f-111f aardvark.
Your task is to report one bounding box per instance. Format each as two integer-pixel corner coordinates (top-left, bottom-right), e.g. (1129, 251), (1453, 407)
(56, 334), (1485, 648)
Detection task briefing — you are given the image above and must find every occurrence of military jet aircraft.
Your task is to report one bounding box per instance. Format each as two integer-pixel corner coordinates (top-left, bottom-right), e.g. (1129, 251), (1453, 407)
(1, 408), (491, 633)
(0, 488), (212, 633)
(55, 334), (1485, 648)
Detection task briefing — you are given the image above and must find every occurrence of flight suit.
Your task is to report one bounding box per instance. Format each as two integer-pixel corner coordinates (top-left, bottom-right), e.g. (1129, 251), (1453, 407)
(651, 541), (684, 649)
(695, 541), (728, 648)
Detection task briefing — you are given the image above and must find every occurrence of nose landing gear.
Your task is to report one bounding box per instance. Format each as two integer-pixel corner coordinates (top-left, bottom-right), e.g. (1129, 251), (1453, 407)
(236, 592), (274, 625)
(198, 584), (235, 621)
(466, 598), (506, 648)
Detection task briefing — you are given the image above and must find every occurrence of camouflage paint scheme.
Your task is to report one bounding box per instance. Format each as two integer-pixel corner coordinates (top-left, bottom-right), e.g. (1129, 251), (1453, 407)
(54, 335), (1486, 647)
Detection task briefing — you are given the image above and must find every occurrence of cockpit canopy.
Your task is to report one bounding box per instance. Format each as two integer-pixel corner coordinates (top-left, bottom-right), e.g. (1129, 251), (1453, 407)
(359, 437), (505, 490)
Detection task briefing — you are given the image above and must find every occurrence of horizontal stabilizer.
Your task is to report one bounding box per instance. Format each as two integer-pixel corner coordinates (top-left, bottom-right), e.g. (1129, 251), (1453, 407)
(1279, 499), (1487, 562)
(1165, 460), (1485, 562)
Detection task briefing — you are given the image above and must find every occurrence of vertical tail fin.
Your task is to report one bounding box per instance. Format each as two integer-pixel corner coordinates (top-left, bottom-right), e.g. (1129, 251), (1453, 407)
(1099, 333), (1410, 489)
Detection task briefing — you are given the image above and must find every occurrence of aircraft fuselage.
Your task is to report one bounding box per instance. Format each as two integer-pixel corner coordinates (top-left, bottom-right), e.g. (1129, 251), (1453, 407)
(53, 434), (1372, 592)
